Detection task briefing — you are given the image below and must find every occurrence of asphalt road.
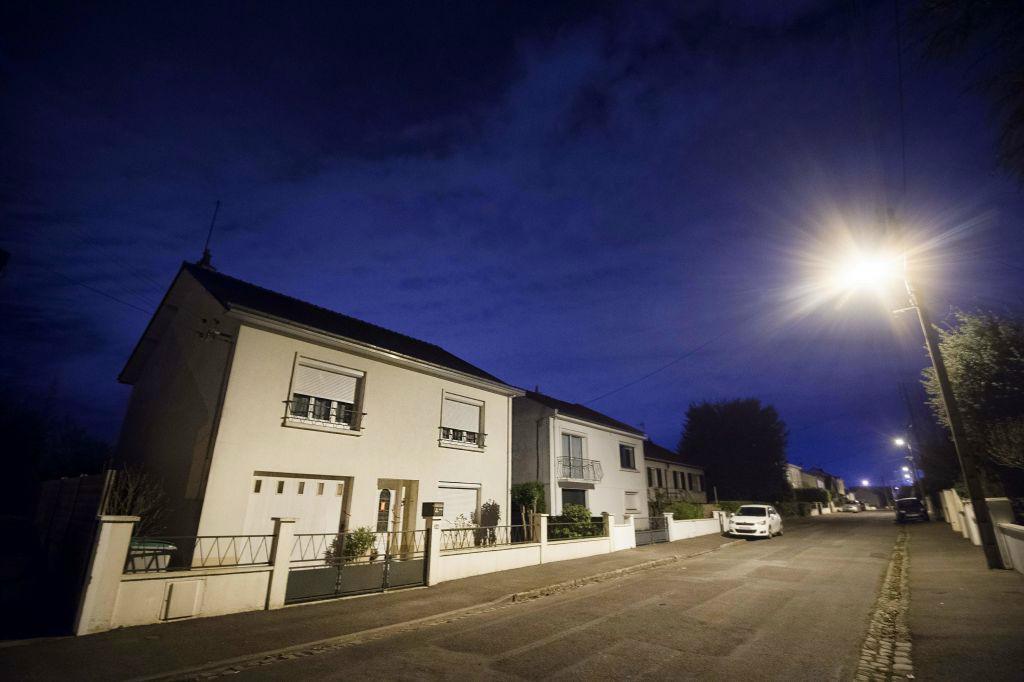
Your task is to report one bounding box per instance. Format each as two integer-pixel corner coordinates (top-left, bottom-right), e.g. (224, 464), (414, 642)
(235, 512), (899, 681)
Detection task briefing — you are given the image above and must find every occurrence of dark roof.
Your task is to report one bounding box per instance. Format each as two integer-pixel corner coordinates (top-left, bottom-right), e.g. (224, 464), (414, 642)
(521, 390), (645, 436)
(643, 440), (703, 469)
(182, 262), (509, 385)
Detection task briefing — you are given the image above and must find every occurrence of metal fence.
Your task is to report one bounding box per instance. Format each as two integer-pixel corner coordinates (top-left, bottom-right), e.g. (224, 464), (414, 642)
(547, 520), (606, 541)
(124, 535), (273, 574)
(556, 456), (604, 482)
(439, 524), (535, 551)
(291, 529), (426, 565)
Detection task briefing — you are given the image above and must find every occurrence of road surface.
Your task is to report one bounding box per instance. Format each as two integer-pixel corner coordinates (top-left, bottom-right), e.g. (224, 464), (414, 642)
(235, 512), (898, 680)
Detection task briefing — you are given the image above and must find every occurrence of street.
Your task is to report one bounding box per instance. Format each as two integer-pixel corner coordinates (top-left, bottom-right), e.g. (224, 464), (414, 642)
(233, 513), (898, 680)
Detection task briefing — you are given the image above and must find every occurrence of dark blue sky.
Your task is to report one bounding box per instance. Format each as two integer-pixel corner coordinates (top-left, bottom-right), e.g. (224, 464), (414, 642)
(3, 1), (1022, 486)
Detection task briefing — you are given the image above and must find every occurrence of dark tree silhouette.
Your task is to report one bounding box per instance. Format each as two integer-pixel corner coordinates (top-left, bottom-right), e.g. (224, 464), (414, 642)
(678, 398), (790, 503)
(914, 0), (1024, 183)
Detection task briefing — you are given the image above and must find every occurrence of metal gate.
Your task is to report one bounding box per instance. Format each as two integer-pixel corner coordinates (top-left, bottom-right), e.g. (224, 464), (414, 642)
(285, 529), (426, 604)
(634, 516), (668, 546)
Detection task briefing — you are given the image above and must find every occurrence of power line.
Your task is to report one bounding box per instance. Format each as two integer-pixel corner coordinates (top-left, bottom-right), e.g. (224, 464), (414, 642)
(584, 328), (731, 405)
(23, 258), (153, 315)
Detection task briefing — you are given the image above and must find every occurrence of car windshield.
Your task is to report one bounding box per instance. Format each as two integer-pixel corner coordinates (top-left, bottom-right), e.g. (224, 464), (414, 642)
(897, 499), (922, 510)
(737, 506), (767, 517)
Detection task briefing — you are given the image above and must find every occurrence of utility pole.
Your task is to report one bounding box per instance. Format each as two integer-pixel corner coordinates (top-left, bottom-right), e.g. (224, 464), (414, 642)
(905, 276), (1003, 569)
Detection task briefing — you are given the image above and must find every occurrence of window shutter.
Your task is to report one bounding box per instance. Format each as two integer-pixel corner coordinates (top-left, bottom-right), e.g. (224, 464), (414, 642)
(293, 364), (359, 403)
(442, 397), (480, 432)
(437, 486), (480, 525)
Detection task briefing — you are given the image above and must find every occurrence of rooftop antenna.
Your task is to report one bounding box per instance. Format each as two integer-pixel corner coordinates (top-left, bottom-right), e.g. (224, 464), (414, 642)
(198, 200), (220, 269)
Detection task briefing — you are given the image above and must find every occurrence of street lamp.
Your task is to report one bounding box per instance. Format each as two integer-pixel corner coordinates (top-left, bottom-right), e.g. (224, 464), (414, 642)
(901, 465), (910, 472)
(826, 250), (1003, 568)
(861, 479), (870, 486)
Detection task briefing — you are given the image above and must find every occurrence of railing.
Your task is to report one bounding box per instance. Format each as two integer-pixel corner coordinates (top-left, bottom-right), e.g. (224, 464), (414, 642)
(291, 529), (426, 565)
(557, 456), (604, 482)
(440, 524), (535, 551)
(439, 427), (485, 447)
(124, 535), (273, 574)
(547, 519), (607, 541)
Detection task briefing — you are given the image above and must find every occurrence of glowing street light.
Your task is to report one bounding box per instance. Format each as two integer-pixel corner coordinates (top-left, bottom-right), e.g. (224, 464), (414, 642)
(823, 246), (1003, 569)
(861, 479), (870, 486)
(901, 465), (910, 472)
(893, 437), (906, 447)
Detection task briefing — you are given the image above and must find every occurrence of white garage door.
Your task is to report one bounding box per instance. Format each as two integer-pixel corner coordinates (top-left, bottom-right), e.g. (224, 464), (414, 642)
(244, 476), (346, 535)
(437, 486), (479, 527)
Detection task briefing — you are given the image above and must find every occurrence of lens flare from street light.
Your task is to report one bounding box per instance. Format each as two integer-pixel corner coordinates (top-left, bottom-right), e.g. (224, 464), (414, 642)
(832, 253), (903, 293)
(894, 437), (906, 447)
(901, 465), (910, 472)
(861, 479), (870, 486)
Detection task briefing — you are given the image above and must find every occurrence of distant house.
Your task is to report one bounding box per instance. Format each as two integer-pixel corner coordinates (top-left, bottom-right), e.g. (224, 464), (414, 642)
(117, 262), (523, 538)
(786, 463), (804, 491)
(511, 391), (648, 519)
(644, 440), (708, 506)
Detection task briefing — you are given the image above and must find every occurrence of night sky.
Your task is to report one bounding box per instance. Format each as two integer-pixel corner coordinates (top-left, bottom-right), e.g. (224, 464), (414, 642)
(3, 1), (1022, 486)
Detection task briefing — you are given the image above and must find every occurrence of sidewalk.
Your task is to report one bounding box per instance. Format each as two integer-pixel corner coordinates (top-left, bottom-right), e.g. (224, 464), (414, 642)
(907, 520), (1024, 681)
(0, 531), (738, 681)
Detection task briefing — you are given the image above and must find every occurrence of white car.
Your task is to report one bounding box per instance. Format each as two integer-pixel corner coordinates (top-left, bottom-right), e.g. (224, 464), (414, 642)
(841, 502), (861, 513)
(728, 504), (783, 539)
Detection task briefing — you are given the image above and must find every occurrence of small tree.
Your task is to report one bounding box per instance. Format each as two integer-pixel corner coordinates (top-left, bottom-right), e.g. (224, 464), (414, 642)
(511, 482), (545, 540)
(476, 500), (501, 546)
(324, 527), (377, 564)
(104, 466), (167, 537)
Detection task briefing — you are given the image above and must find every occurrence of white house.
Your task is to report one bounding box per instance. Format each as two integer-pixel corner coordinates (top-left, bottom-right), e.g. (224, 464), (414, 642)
(511, 391), (648, 518)
(117, 262), (523, 538)
(643, 440), (708, 506)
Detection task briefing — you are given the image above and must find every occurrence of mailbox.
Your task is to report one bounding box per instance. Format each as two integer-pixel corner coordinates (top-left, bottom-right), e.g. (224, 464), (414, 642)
(422, 501), (444, 519)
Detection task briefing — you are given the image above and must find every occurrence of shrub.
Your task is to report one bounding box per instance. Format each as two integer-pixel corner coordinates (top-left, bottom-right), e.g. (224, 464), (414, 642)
(324, 527), (377, 563)
(775, 501), (799, 517)
(549, 503), (602, 539)
(667, 501), (703, 520)
(793, 488), (830, 504)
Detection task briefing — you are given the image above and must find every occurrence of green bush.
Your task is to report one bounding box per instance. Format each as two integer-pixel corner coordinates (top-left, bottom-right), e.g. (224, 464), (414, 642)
(549, 503), (602, 539)
(793, 488), (830, 504)
(667, 501), (703, 520)
(775, 501), (799, 517)
(324, 527), (377, 563)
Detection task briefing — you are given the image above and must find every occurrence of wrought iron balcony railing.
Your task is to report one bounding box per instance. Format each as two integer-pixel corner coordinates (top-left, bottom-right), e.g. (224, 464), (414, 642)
(557, 456), (604, 482)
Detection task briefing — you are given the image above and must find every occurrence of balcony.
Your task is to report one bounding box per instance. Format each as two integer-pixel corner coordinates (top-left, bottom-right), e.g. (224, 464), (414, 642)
(557, 456), (604, 482)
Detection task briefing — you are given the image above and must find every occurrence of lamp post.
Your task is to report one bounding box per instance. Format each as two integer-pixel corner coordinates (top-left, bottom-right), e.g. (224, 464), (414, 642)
(825, 252), (1002, 568)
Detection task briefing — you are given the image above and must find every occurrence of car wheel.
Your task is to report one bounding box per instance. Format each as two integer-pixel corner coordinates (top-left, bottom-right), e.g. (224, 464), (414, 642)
(777, 526), (784, 536)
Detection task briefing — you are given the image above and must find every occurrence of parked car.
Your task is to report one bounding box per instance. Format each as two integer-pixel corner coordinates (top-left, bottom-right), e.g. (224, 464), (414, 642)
(841, 502), (861, 513)
(895, 497), (929, 523)
(727, 504), (783, 539)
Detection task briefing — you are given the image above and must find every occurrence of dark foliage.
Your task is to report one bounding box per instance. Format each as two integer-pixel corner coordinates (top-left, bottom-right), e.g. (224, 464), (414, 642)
(678, 399), (790, 503)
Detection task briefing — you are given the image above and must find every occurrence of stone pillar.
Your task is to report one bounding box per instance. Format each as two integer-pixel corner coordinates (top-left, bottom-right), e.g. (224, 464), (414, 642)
(602, 512), (614, 552)
(74, 515), (139, 636)
(536, 514), (548, 563)
(425, 516), (444, 586)
(663, 512), (678, 542)
(266, 517), (297, 609)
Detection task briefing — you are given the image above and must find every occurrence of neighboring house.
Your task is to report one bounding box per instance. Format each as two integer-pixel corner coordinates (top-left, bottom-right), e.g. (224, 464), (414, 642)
(643, 440), (708, 506)
(117, 262), (523, 538)
(800, 467), (826, 490)
(786, 463), (804, 491)
(805, 467), (845, 500)
(511, 391), (648, 519)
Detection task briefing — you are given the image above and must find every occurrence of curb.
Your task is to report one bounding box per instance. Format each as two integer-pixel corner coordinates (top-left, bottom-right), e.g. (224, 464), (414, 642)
(136, 538), (742, 681)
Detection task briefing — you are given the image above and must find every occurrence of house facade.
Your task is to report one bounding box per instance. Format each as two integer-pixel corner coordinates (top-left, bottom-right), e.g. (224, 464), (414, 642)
(644, 440), (708, 506)
(511, 391), (648, 518)
(117, 262), (522, 538)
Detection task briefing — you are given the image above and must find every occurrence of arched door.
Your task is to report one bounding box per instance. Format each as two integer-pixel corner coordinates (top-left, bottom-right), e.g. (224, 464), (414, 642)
(376, 489), (392, 532)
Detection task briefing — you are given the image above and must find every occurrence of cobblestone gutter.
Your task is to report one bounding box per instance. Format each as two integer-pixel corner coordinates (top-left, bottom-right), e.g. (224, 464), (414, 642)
(855, 528), (913, 681)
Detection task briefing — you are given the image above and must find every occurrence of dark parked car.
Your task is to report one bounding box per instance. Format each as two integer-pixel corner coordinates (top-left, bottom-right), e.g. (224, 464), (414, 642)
(895, 497), (929, 523)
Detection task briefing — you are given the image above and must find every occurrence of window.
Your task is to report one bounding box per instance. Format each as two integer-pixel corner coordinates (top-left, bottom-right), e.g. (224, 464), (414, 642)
(687, 472), (695, 490)
(336, 483), (344, 496)
(647, 467), (654, 487)
(297, 481), (305, 495)
(276, 480), (285, 494)
(672, 471), (682, 489)
(562, 434), (584, 460)
(697, 474), (705, 492)
(288, 360), (363, 430)
(317, 482), (325, 495)
(253, 479), (262, 493)
(440, 395), (483, 446)
(562, 488), (587, 508)
(619, 444), (635, 469)
(625, 491), (640, 514)
(656, 469), (664, 488)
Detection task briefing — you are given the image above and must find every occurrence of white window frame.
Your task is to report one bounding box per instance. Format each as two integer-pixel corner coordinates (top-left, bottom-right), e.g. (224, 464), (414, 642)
(438, 391), (485, 451)
(284, 355), (366, 436)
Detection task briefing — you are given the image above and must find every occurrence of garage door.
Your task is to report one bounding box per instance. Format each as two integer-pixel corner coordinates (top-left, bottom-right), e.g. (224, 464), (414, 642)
(244, 475), (346, 535)
(437, 485), (479, 527)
